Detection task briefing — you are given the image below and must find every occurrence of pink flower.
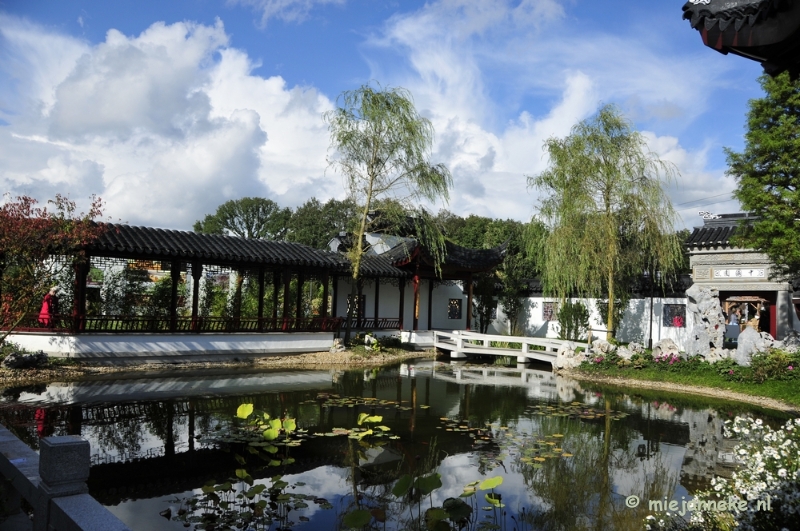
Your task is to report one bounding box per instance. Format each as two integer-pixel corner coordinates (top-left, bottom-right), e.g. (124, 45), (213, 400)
(789, 366), (794, 371)
(729, 370), (734, 375)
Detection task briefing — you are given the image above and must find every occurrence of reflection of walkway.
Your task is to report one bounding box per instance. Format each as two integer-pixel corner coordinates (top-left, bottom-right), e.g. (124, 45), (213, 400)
(10, 370), (335, 405)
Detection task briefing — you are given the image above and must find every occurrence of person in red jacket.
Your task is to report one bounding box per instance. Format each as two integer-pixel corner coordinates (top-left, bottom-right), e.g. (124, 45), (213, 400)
(38, 286), (59, 328)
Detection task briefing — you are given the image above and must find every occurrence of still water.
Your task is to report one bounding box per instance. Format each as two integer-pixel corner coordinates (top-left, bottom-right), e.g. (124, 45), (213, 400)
(0, 359), (790, 531)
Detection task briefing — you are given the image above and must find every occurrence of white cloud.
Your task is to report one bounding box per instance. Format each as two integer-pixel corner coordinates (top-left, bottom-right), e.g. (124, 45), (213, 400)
(0, 16), (338, 229)
(228, 0), (345, 25)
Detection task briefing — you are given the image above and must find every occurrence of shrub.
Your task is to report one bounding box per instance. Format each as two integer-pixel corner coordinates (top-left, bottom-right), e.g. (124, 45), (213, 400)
(557, 300), (589, 341)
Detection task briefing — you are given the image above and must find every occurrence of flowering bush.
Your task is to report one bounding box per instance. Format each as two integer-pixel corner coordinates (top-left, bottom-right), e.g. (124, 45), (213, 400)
(646, 416), (800, 530)
(654, 352), (682, 365)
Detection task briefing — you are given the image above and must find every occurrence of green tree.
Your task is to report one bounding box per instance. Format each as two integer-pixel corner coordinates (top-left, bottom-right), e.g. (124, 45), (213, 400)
(286, 197), (358, 249)
(324, 83), (452, 343)
(193, 197), (291, 240)
(727, 72), (800, 279)
(194, 197), (292, 318)
(529, 104), (682, 338)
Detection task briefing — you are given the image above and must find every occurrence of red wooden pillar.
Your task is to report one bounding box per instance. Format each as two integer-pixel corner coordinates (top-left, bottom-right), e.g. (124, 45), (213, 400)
(72, 257), (90, 333)
(169, 260), (180, 332)
(257, 268), (265, 332)
(466, 274), (473, 331)
(282, 269), (291, 331)
(191, 261), (202, 332)
(398, 278), (406, 330)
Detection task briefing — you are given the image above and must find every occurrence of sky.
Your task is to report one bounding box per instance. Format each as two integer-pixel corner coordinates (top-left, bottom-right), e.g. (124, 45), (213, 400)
(0, 0), (766, 231)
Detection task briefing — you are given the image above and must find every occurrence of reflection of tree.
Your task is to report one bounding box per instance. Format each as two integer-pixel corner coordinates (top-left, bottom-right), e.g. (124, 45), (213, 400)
(90, 417), (145, 456)
(517, 400), (678, 531)
(461, 383), (529, 427)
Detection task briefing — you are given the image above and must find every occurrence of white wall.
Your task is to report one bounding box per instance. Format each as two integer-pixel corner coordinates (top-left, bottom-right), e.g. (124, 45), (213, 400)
(492, 296), (693, 349)
(334, 277), (467, 330)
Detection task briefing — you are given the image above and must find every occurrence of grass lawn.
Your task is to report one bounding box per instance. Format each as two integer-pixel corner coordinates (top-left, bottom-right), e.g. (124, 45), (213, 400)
(576, 361), (800, 408)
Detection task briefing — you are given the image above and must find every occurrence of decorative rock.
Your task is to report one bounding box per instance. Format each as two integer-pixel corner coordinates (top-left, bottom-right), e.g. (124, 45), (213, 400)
(704, 348), (731, 364)
(735, 327), (774, 366)
(616, 346), (634, 360)
(781, 330), (800, 353)
(1, 351), (48, 369)
(591, 340), (616, 355)
(652, 339), (680, 359)
(628, 342), (645, 354)
(555, 342), (584, 370)
(685, 285), (726, 350)
(329, 338), (346, 353)
(364, 334), (378, 350)
(685, 325), (712, 358)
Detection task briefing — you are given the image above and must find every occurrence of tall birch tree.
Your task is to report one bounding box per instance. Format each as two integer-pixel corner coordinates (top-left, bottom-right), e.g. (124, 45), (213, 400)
(325, 84), (452, 343)
(529, 105), (682, 339)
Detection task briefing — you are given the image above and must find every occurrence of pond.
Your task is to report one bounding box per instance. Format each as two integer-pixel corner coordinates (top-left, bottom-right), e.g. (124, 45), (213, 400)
(0, 359), (791, 531)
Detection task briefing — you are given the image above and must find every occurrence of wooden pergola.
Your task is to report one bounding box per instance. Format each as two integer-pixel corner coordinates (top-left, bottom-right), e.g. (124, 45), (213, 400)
(15, 223), (504, 335)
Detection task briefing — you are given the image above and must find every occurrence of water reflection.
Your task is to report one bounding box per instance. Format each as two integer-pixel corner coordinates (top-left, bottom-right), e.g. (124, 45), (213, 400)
(0, 360), (785, 531)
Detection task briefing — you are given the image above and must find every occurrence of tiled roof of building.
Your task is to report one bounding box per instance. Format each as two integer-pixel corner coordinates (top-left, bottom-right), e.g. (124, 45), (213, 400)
(88, 223), (347, 270)
(685, 213), (757, 248)
(682, 0), (788, 32)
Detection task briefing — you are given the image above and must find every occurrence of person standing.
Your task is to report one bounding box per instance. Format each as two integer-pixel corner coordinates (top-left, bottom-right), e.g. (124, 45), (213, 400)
(728, 307), (740, 325)
(38, 286), (59, 328)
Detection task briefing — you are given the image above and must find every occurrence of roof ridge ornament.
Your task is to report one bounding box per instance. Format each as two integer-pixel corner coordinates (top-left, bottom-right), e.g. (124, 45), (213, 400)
(688, 0), (711, 4)
(699, 210), (722, 220)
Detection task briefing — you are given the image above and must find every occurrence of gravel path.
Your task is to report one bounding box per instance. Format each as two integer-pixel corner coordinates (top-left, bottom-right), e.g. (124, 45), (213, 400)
(561, 369), (799, 414)
(0, 350), (433, 387)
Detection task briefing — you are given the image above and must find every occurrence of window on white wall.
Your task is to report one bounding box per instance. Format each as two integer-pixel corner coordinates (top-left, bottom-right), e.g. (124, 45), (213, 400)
(543, 302), (559, 321)
(663, 304), (686, 328)
(448, 299), (462, 319)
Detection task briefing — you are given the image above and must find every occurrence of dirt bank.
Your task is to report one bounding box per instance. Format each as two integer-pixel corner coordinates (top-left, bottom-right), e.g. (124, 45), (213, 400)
(0, 350), (434, 388)
(561, 369), (799, 414)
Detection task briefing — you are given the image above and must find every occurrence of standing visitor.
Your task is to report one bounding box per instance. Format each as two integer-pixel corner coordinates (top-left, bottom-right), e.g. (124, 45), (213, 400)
(38, 286), (59, 328)
(728, 307), (740, 326)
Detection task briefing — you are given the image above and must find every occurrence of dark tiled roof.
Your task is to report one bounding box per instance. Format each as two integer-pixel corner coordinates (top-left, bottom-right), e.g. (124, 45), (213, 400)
(88, 223), (347, 270)
(685, 213), (757, 248)
(682, 0), (788, 32)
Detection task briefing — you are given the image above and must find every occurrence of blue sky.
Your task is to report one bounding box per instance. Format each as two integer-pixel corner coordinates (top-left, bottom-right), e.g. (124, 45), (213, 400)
(0, 0), (765, 230)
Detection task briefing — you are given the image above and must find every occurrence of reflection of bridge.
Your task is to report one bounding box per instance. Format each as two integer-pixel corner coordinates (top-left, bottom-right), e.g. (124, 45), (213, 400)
(415, 363), (563, 400)
(433, 330), (579, 365)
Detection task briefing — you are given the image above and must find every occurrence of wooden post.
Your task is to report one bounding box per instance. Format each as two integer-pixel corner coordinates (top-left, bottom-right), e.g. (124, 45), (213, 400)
(257, 268), (265, 332)
(357, 277), (364, 329)
(466, 274), (473, 331)
(282, 269), (291, 331)
(169, 260), (180, 333)
(272, 270), (280, 328)
(321, 272), (330, 318)
(296, 272), (305, 323)
(427, 278), (434, 331)
(398, 278), (405, 330)
(374, 278), (380, 326)
(191, 261), (202, 332)
(412, 273), (420, 331)
(72, 257), (89, 334)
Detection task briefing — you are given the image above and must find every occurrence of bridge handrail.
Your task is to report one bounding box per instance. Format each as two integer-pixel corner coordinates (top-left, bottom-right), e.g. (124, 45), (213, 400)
(0, 424), (131, 531)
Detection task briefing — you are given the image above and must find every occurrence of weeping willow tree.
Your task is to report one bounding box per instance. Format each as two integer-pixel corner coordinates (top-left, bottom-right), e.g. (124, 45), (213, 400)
(325, 84), (452, 343)
(529, 104), (682, 339)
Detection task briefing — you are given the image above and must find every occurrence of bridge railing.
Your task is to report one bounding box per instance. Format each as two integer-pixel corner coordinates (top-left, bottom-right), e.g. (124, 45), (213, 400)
(433, 330), (590, 363)
(0, 424), (130, 531)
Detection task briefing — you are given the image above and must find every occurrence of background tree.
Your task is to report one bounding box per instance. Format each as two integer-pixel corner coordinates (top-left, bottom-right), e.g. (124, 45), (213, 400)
(194, 197), (292, 318)
(325, 83), (452, 343)
(727, 72), (800, 279)
(529, 104), (682, 339)
(0, 194), (104, 341)
(193, 197), (291, 240)
(286, 197), (358, 249)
